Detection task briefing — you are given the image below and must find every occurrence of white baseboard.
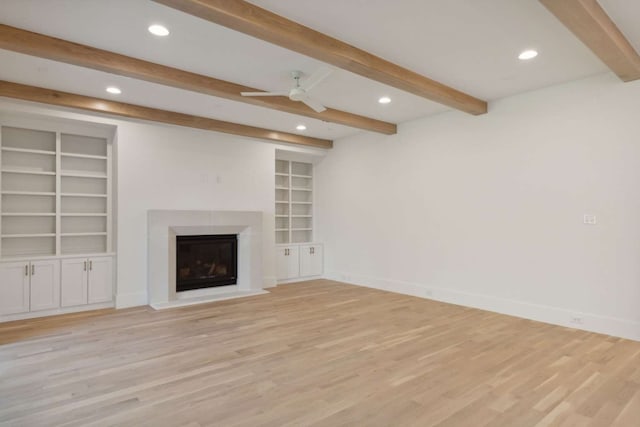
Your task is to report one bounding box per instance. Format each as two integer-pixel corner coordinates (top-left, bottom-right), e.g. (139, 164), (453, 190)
(325, 271), (640, 342)
(263, 276), (278, 288)
(115, 291), (148, 308)
(277, 275), (323, 285)
(0, 302), (114, 323)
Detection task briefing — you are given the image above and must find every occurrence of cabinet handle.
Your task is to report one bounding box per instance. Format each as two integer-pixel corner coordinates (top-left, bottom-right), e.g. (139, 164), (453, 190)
(285, 248), (289, 256)
(90, 260), (93, 271)
(31, 264), (35, 275)
(84, 261), (87, 271)
(309, 247), (313, 255)
(25, 265), (29, 276)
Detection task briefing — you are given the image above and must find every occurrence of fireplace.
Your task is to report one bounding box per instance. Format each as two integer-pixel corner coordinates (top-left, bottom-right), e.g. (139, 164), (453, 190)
(176, 234), (238, 292)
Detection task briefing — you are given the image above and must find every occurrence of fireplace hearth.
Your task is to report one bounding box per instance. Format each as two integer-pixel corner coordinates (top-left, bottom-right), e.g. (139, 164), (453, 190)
(176, 234), (238, 292)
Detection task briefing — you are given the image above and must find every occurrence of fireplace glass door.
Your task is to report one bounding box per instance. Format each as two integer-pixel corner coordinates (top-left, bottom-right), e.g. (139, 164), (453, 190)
(176, 234), (237, 292)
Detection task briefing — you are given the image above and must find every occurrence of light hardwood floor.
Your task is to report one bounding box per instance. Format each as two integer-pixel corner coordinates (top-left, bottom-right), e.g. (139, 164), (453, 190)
(1, 280), (639, 426)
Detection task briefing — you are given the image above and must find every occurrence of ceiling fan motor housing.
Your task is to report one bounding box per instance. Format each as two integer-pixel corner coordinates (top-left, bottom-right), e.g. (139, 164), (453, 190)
(289, 87), (307, 101)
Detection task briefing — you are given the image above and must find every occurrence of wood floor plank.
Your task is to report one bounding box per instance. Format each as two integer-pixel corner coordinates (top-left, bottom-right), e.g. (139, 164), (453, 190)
(1, 280), (639, 426)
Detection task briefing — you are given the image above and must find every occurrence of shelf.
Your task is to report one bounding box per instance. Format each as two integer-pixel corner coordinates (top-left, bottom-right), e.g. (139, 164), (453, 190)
(61, 213), (108, 217)
(1, 233), (56, 238)
(1, 213), (56, 217)
(1, 169), (56, 176)
(61, 152), (107, 160)
(275, 159), (313, 245)
(61, 172), (108, 179)
(1, 191), (55, 196)
(1, 122), (112, 259)
(61, 193), (107, 198)
(1, 147), (56, 156)
(61, 232), (108, 237)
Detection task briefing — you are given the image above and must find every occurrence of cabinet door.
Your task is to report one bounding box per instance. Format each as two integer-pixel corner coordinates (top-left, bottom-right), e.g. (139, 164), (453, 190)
(300, 244), (323, 277)
(30, 260), (60, 312)
(88, 257), (113, 304)
(61, 258), (88, 307)
(0, 262), (30, 315)
(276, 246), (300, 280)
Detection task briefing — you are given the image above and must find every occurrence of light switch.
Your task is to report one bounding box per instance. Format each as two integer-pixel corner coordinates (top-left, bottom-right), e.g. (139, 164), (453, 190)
(583, 214), (597, 225)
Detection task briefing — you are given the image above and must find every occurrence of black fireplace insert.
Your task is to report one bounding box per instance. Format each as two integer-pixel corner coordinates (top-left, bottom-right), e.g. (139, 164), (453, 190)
(176, 234), (238, 292)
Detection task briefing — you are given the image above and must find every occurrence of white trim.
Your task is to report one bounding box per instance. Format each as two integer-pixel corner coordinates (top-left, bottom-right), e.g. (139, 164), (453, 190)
(177, 285), (238, 299)
(0, 302), (114, 323)
(115, 291), (148, 308)
(151, 290), (268, 310)
(277, 275), (323, 285)
(263, 275), (278, 288)
(325, 271), (640, 342)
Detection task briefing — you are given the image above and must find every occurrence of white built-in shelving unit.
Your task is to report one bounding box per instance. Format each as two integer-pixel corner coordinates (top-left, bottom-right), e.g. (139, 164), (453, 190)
(1, 126), (112, 258)
(0, 115), (114, 320)
(275, 159), (313, 244)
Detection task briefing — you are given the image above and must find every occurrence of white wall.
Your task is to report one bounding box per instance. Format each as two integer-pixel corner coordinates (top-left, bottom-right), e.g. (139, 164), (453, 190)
(115, 122), (277, 307)
(0, 100), (292, 308)
(316, 73), (640, 341)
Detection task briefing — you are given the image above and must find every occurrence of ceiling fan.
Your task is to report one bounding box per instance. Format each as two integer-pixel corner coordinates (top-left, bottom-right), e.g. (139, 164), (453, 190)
(241, 68), (333, 113)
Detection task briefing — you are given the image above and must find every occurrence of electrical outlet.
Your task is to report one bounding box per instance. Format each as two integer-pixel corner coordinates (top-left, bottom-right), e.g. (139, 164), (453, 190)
(583, 214), (597, 225)
(570, 316), (584, 325)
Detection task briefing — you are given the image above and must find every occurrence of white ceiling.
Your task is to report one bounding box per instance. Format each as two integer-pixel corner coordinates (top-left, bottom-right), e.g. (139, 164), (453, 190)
(599, 0), (640, 53)
(0, 0), (635, 142)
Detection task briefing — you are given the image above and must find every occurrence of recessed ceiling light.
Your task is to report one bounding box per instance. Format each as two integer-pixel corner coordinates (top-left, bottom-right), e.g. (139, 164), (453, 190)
(518, 49), (538, 60)
(148, 24), (170, 37)
(296, 124), (307, 131)
(105, 86), (121, 94)
(378, 96), (391, 104)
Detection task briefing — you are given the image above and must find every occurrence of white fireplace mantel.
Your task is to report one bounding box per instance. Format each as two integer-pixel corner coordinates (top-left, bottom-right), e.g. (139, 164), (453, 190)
(147, 210), (266, 309)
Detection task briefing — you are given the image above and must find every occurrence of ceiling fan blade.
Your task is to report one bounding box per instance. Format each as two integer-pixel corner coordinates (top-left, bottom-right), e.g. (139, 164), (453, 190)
(300, 67), (333, 92)
(302, 97), (327, 113)
(240, 91), (288, 97)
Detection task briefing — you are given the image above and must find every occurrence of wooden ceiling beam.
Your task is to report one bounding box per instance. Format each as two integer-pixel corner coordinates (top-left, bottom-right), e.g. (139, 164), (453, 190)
(0, 80), (333, 149)
(540, 0), (640, 82)
(151, 0), (488, 115)
(0, 24), (395, 135)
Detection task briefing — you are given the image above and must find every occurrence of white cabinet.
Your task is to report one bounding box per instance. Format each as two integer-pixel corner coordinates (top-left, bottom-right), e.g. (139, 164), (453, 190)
(276, 243), (323, 281)
(61, 256), (112, 307)
(0, 117), (115, 322)
(300, 244), (323, 277)
(88, 257), (113, 303)
(0, 261), (30, 315)
(0, 259), (60, 315)
(29, 260), (60, 311)
(276, 246), (300, 280)
(61, 258), (88, 307)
